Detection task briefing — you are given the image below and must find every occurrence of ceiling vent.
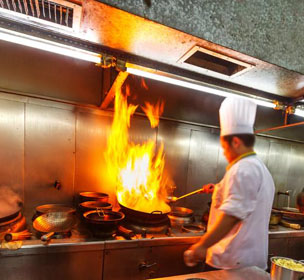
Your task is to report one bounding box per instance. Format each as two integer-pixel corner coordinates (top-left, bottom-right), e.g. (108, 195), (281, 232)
(178, 46), (254, 77)
(0, 0), (81, 32)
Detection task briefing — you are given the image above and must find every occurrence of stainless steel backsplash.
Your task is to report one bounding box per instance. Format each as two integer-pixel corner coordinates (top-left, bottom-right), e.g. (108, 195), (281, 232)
(0, 92), (302, 219)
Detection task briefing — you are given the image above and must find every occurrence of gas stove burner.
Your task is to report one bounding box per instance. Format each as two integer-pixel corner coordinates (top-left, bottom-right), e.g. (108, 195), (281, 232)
(122, 220), (170, 235)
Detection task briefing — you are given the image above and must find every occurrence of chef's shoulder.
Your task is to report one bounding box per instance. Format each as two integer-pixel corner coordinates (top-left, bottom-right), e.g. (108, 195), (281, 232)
(229, 156), (263, 183)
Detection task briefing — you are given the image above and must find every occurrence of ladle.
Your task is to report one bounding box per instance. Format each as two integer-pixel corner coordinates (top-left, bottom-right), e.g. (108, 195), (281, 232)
(167, 184), (214, 203)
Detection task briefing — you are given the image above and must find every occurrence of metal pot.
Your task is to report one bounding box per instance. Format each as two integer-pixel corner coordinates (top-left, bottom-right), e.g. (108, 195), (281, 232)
(83, 210), (125, 237)
(79, 192), (109, 203)
(168, 207), (194, 227)
(269, 212), (282, 225)
(270, 257), (304, 280)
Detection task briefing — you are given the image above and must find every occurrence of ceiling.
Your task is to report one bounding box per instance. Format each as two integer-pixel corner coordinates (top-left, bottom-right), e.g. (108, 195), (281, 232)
(78, 0), (304, 102)
(0, 0), (304, 103)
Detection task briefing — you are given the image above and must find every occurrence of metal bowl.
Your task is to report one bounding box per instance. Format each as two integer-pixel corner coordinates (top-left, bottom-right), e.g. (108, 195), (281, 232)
(270, 257), (304, 280)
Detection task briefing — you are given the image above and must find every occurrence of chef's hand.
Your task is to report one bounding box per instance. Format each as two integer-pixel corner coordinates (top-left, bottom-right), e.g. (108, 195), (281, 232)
(184, 242), (207, 267)
(199, 184), (215, 194)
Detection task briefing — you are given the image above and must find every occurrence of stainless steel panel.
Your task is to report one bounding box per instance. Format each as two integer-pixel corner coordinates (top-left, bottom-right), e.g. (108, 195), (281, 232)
(286, 144), (304, 207)
(0, 99), (24, 199)
(0, 250), (103, 280)
(157, 121), (191, 198)
(149, 244), (204, 278)
(185, 127), (220, 213)
(74, 111), (113, 203)
(103, 244), (203, 280)
(255, 136), (271, 165)
(103, 247), (150, 280)
(24, 104), (75, 217)
(0, 40), (103, 105)
(267, 141), (291, 208)
(287, 237), (304, 260)
(268, 238), (289, 268)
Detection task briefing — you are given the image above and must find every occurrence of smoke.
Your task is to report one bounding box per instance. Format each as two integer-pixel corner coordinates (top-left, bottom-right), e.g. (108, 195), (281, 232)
(0, 186), (23, 219)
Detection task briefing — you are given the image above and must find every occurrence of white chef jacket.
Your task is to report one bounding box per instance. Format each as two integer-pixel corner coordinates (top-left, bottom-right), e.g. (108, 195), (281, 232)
(206, 154), (275, 270)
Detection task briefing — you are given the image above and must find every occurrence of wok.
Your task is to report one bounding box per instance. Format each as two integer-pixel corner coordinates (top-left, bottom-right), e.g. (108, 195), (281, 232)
(79, 192), (109, 203)
(78, 201), (112, 214)
(33, 212), (75, 241)
(119, 203), (170, 225)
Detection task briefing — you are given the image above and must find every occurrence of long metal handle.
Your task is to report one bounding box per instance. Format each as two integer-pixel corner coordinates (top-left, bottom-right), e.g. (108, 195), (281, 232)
(175, 189), (203, 201)
(175, 184), (214, 201)
(41, 231), (55, 241)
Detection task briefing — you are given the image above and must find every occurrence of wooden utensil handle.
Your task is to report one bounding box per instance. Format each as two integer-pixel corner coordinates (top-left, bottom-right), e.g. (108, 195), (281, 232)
(280, 220), (301, 230)
(41, 232), (55, 241)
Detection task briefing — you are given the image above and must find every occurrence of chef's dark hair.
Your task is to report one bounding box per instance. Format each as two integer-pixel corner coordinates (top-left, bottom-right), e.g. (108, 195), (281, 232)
(222, 134), (255, 147)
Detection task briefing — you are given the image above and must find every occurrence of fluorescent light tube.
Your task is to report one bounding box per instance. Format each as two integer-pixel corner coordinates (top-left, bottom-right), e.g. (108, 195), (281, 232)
(126, 65), (276, 109)
(0, 27), (101, 63)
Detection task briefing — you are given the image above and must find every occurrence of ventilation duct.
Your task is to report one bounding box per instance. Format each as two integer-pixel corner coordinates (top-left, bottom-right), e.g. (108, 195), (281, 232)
(0, 0), (81, 32)
(178, 46), (254, 77)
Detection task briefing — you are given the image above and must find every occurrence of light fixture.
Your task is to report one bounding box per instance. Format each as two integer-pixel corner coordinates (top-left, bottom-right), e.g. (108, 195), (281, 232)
(0, 27), (101, 64)
(295, 108), (304, 118)
(126, 63), (276, 109)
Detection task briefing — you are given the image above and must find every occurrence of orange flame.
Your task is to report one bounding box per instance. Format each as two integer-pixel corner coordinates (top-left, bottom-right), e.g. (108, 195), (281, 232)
(141, 100), (164, 128)
(141, 77), (148, 90)
(105, 86), (170, 213)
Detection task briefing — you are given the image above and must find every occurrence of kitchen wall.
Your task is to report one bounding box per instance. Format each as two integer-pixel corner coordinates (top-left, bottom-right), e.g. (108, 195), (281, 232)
(0, 91), (303, 220)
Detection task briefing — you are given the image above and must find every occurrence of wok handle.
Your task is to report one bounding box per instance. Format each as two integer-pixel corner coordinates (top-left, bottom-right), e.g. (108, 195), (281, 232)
(41, 232), (55, 241)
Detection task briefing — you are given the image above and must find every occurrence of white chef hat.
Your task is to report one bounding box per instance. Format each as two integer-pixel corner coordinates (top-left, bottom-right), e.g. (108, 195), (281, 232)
(219, 96), (257, 136)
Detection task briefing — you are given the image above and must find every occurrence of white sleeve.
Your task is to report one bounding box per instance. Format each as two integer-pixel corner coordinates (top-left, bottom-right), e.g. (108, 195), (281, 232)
(219, 163), (261, 220)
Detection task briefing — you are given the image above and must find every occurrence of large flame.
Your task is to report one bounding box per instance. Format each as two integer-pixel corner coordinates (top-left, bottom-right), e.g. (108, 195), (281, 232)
(105, 85), (171, 213)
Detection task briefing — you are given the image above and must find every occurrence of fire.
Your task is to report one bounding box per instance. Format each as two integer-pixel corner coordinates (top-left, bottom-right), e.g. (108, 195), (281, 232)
(141, 100), (164, 128)
(105, 84), (171, 214)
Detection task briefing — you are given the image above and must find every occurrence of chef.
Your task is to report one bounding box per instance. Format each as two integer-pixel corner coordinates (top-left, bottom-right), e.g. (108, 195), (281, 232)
(184, 96), (275, 270)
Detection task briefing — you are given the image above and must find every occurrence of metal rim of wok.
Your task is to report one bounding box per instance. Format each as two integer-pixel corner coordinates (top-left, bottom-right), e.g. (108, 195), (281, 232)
(79, 192), (109, 202)
(33, 212), (75, 234)
(170, 206), (194, 218)
(118, 203), (170, 225)
(78, 201), (112, 213)
(0, 209), (21, 224)
(36, 204), (76, 216)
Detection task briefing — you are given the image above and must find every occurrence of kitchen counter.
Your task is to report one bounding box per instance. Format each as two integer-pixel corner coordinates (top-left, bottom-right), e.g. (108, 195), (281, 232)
(269, 225), (304, 238)
(149, 266), (270, 280)
(1, 227), (302, 280)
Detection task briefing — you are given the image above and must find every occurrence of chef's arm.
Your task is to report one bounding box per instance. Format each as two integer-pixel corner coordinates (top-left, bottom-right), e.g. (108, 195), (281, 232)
(199, 211), (240, 248)
(188, 211), (241, 261)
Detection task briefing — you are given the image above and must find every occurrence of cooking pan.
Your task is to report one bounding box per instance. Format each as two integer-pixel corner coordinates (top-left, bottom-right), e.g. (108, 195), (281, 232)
(33, 212), (75, 241)
(119, 202), (170, 225)
(83, 210), (125, 238)
(78, 201), (112, 214)
(0, 210), (21, 224)
(273, 208), (304, 219)
(32, 204), (76, 221)
(36, 204), (75, 215)
(79, 192), (109, 203)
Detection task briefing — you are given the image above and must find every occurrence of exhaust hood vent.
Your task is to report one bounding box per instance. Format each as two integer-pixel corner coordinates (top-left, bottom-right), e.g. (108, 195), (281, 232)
(178, 46), (254, 77)
(0, 0), (81, 32)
